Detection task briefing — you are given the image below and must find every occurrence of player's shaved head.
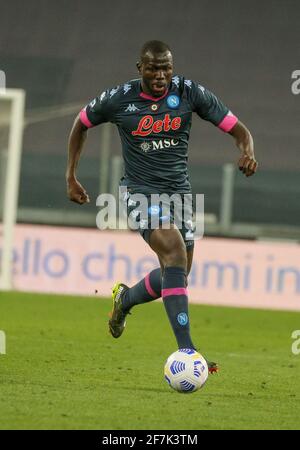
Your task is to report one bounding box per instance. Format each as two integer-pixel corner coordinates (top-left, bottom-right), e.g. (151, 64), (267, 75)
(140, 40), (172, 61)
(138, 40), (173, 97)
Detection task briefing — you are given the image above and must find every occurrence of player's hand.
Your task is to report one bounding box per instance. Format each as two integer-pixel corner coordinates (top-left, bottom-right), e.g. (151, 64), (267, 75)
(238, 154), (258, 177)
(67, 178), (90, 204)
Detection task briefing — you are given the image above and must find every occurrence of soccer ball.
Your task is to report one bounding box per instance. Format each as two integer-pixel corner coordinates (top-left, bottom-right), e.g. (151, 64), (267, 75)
(164, 349), (208, 393)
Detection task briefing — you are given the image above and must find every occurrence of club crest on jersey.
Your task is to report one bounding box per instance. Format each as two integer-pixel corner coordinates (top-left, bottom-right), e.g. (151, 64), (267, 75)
(132, 114), (182, 137)
(167, 95), (180, 109)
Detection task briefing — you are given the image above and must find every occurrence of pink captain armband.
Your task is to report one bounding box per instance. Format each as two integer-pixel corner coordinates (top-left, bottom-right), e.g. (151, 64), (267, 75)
(218, 111), (238, 132)
(79, 108), (94, 128)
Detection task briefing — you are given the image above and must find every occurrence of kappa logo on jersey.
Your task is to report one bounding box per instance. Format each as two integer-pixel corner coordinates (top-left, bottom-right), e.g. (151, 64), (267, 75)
(123, 83), (132, 94)
(125, 104), (140, 112)
(109, 87), (119, 98)
(184, 79), (192, 88)
(132, 114), (182, 137)
(167, 95), (180, 109)
(172, 76), (180, 88)
(99, 91), (106, 102)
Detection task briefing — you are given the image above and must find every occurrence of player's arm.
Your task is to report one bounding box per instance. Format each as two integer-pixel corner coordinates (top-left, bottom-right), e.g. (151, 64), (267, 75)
(189, 80), (258, 178)
(229, 120), (258, 177)
(66, 88), (116, 204)
(66, 115), (90, 204)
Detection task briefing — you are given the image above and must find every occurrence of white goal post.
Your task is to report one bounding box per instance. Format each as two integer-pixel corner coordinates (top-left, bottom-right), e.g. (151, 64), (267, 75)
(0, 88), (25, 290)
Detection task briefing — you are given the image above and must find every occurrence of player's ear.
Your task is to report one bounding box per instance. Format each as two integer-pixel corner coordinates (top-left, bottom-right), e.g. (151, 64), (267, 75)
(136, 61), (142, 74)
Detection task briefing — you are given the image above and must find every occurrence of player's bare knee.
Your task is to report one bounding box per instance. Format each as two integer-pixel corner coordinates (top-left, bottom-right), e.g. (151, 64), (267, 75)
(165, 255), (187, 269)
(162, 243), (187, 269)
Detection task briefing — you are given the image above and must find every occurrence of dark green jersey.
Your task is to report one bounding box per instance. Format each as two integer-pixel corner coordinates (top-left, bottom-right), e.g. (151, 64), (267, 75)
(80, 76), (238, 193)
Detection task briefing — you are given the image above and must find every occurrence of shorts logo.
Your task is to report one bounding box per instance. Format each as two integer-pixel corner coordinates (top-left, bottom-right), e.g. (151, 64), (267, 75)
(148, 205), (160, 215)
(167, 95), (180, 109)
(177, 313), (188, 326)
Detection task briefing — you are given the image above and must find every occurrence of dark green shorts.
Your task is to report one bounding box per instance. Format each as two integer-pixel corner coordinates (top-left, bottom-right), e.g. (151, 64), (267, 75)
(123, 188), (195, 250)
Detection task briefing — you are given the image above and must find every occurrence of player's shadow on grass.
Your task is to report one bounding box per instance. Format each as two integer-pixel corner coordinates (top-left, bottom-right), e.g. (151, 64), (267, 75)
(103, 384), (168, 394)
(124, 386), (168, 394)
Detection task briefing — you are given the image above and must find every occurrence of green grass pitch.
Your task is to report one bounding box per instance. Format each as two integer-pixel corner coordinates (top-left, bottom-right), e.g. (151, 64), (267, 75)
(0, 291), (299, 430)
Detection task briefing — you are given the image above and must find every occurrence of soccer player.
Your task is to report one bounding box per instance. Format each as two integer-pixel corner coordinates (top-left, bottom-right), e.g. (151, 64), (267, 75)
(66, 41), (257, 372)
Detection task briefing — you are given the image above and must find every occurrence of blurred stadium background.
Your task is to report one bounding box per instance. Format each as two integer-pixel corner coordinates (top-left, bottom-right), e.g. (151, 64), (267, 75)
(1, 0), (299, 232)
(0, 0), (300, 300)
(0, 0), (300, 431)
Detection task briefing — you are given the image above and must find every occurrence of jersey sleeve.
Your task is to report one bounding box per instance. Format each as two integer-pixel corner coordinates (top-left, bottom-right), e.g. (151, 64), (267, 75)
(79, 87), (118, 128)
(188, 81), (238, 132)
